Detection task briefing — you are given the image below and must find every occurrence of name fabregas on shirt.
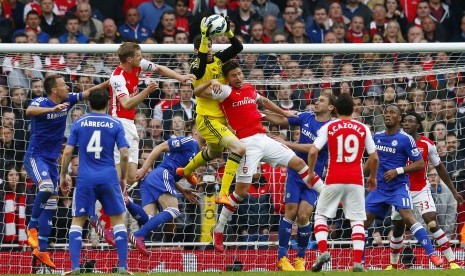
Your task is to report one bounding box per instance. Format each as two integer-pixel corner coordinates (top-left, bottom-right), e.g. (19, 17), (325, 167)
(80, 120), (114, 128)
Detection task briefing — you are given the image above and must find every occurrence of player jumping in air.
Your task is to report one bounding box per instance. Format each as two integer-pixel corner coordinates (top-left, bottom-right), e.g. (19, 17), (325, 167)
(123, 125), (204, 256)
(386, 111), (463, 270)
(264, 92), (334, 271)
(60, 90), (131, 275)
(309, 94), (379, 272)
(176, 15), (245, 207)
(24, 75), (108, 268)
(364, 104), (443, 268)
(194, 60), (324, 253)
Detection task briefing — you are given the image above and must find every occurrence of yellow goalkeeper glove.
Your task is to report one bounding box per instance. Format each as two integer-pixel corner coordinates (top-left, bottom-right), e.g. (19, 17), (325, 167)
(223, 15), (234, 38)
(199, 17), (212, 53)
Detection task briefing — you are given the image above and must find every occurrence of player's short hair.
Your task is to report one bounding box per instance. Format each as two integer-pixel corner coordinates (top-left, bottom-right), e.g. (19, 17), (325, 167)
(117, 42), (141, 62)
(384, 103), (402, 116)
(222, 59), (241, 77)
(193, 34), (212, 50)
(88, 89), (109, 110)
(403, 111), (422, 125)
(43, 75), (63, 95)
(320, 91), (336, 107)
(335, 94), (354, 116)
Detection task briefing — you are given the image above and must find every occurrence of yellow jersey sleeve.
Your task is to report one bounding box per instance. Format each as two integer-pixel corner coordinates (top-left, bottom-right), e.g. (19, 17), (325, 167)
(192, 56), (227, 118)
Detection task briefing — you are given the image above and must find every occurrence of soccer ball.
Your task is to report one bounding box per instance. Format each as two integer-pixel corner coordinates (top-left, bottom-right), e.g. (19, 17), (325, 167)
(205, 15), (227, 37)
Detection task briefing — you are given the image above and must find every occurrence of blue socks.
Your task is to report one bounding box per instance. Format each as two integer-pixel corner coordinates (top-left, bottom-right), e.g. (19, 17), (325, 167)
(278, 217), (293, 259)
(113, 224), (128, 269)
(38, 199), (56, 251)
(69, 225), (83, 270)
(297, 222), (311, 258)
(411, 222), (434, 256)
(126, 200), (149, 225)
(134, 209), (177, 238)
(29, 190), (52, 229)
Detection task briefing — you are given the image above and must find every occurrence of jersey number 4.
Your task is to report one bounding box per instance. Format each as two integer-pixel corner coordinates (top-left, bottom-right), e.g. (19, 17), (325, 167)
(87, 130), (103, 159)
(336, 134), (359, 163)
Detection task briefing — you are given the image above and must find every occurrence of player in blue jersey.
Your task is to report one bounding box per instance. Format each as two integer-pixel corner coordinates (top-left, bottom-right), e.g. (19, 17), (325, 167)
(264, 92), (334, 271)
(364, 104), (443, 268)
(23, 75), (108, 268)
(59, 89), (131, 275)
(123, 124), (204, 255)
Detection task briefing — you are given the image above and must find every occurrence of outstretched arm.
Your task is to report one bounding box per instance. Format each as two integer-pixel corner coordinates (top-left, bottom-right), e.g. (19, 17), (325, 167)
(118, 81), (158, 110)
(257, 97), (296, 118)
(81, 80), (110, 99)
(26, 102), (70, 117)
(135, 141), (170, 180)
(262, 110), (290, 127)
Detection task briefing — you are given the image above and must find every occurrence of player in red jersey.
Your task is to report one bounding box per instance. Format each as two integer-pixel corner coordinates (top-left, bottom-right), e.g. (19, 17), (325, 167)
(308, 94), (379, 272)
(109, 42), (195, 185)
(193, 60), (324, 253)
(386, 111), (464, 270)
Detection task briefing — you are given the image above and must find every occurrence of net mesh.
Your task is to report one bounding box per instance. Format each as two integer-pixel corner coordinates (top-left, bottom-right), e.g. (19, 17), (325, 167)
(1, 45), (465, 273)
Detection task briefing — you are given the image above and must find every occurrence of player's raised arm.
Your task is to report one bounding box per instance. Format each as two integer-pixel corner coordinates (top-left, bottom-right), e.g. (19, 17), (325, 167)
(215, 16), (244, 63)
(141, 59), (196, 84)
(135, 141), (170, 181)
(261, 110), (291, 127)
(81, 80), (110, 99)
(257, 96), (297, 118)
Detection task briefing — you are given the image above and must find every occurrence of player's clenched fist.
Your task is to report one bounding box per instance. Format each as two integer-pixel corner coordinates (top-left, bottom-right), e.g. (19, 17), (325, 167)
(179, 73), (196, 84)
(53, 102), (69, 112)
(144, 81), (159, 93)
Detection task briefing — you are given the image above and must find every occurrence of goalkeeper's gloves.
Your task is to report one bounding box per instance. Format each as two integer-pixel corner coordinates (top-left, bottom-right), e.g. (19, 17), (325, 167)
(223, 15), (234, 38)
(199, 17), (212, 53)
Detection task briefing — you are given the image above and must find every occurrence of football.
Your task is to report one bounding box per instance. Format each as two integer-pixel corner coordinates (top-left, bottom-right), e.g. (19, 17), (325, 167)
(205, 14), (227, 36)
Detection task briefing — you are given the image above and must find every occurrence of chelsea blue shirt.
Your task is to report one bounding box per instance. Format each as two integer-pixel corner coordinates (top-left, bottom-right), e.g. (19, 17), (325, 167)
(26, 93), (82, 160)
(374, 129), (422, 191)
(67, 113), (129, 183)
(288, 111), (329, 176)
(161, 137), (199, 181)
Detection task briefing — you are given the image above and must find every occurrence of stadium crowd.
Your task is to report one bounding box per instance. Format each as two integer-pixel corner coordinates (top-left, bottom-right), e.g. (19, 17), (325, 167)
(0, 0), (465, 255)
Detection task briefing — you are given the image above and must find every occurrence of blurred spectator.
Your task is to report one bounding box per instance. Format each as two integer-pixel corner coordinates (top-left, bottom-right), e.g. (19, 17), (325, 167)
(59, 14), (89, 43)
(442, 99), (459, 132)
(3, 0), (26, 31)
(414, 1), (431, 26)
(342, 0), (372, 29)
(423, 98), (443, 136)
(441, 132), (464, 176)
(138, 0), (173, 33)
(384, 20), (405, 43)
(0, 3), (13, 43)
(326, 1), (350, 29)
(39, 0), (64, 37)
(331, 21), (347, 43)
(346, 15), (369, 43)
(13, 10), (50, 43)
(1, 107), (26, 142)
(229, 0), (262, 42)
(0, 125), (25, 171)
(90, 0), (124, 25)
(1, 165), (27, 247)
(77, 1), (104, 41)
(64, 105), (85, 138)
(153, 81), (180, 121)
(99, 18), (123, 43)
(428, 167), (457, 238)
(276, 5), (299, 38)
(62, 52), (83, 84)
(7, 54), (44, 89)
(118, 7), (152, 42)
(162, 82), (196, 132)
(385, 0), (407, 24)
(174, 0), (191, 36)
(369, 3), (387, 36)
(9, 87), (30, 121)
(421, 16), (447, 42)
(169, 112), (187, 138)
(51, 178), (73, 245)
(254, 0), (280, 19)
(428, 121), (448, 143)
(153, 10), (177, 43)
(147, 118), (164, 144)
(248, 21), (265, 43)
(428, 0), (452, 38)
(451, 14), (465, 42)
(305, 6), (327, 43)
(174, 31), (189, 43)
(362, 92), (384, 132)
(262, 14), (277, 43)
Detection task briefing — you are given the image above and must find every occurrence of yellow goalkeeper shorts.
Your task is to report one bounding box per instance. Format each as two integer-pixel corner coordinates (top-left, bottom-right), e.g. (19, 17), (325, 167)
(195, 114), (235, 152)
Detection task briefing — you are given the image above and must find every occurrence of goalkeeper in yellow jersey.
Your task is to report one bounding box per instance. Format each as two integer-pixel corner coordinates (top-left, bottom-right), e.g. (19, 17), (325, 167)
(176, 15), (244, 207)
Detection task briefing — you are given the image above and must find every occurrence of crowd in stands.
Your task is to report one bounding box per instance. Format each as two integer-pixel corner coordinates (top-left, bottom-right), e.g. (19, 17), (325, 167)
(1, 0), (465, 251)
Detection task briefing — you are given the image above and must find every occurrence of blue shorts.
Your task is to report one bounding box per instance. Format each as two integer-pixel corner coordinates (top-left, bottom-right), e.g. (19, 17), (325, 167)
(365, 185), (412, 219)
(140, 167), (179, 207)
(73, 182), (126, 217)
(24, 154), (58, 194)
(284, 169), (318, 207)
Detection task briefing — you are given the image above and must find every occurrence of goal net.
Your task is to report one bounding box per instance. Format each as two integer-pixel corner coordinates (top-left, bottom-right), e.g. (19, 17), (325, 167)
(0, 43), (464, 273)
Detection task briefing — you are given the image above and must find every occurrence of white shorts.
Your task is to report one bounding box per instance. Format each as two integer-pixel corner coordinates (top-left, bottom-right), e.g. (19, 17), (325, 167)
(114, 118), (139, 164)
(391, 186), (436, 220)
(236, 133), (295, 183)
(316, 184), (366, 221)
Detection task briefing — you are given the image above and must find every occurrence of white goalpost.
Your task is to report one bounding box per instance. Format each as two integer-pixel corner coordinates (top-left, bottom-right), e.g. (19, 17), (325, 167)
(1, 42), (465, 273)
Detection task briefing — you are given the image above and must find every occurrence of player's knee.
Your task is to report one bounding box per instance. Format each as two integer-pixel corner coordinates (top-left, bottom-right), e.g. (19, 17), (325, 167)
(296, 213), (310, 225)
(207, 150), (222, 159)
(427, 220), (437, 230)
(165, 207), (180, 219)
(229, 140), (246, 156)
(38, 181), (54, 194)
